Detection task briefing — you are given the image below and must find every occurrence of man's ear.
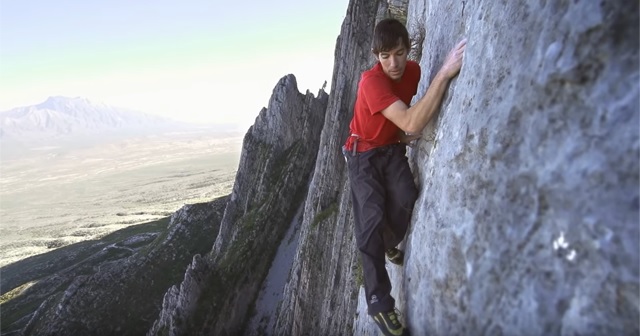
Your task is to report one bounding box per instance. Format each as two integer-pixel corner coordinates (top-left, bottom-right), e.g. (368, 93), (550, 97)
(371, 49), (379, 60)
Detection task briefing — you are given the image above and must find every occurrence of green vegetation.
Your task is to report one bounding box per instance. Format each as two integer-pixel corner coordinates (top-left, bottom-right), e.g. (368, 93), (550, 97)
(185, 136), (313, 334)
(311, 202), (339, 229)
(354, 259), (364, 288)
(0, 281), (36, 305)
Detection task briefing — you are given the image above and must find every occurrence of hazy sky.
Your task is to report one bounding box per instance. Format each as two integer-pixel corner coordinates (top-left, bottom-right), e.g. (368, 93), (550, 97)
(0, 0), (348, 126)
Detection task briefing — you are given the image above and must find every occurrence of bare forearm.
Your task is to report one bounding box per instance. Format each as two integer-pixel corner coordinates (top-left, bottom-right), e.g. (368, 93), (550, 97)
(405, 71), (451, 133)
(382, 39), (466, 133)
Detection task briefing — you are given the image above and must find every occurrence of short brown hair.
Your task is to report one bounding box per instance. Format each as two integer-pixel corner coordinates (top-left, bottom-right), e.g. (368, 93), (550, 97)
(371, 18), (410, 54)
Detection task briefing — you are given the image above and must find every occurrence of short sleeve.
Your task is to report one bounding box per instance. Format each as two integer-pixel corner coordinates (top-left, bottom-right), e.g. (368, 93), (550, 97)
(407, 61), (421, 96)
(360, 74), (401, 115)
(414, 64), (421, 95)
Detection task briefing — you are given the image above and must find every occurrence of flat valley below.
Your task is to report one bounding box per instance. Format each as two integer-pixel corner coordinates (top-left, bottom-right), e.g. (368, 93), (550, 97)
(0, 129), (243, 267)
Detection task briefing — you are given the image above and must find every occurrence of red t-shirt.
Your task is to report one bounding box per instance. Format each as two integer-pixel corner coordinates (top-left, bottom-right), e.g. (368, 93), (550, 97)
(344, 60), (421, 153)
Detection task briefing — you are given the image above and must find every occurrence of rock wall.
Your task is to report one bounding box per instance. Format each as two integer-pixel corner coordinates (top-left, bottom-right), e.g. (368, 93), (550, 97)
(389, 0), (638, 335)
(277, 0), (639, 335)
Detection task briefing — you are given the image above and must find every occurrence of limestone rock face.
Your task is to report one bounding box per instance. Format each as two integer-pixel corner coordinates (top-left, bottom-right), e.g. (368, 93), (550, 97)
(277, 0), (638, 335)
(384, 1), (638, 335)
(147, 253), (212, 336)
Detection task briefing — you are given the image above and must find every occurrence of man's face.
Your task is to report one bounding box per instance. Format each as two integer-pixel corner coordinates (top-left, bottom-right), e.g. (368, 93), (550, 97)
(377, 42), (408, 81)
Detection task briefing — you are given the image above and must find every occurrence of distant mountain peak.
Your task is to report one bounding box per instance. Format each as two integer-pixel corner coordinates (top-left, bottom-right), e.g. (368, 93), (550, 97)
(0, 96), (176, 141)
(42, 95), (85, 103)
(35, 96), (103, 112)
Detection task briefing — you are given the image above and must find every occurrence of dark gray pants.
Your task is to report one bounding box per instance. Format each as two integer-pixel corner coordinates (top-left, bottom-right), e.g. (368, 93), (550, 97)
(343, 143), (418, 316)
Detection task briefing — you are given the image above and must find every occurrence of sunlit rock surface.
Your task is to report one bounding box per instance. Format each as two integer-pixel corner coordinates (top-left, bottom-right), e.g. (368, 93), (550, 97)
(388, 1), (639, 335)
(279, 0), (638, 335)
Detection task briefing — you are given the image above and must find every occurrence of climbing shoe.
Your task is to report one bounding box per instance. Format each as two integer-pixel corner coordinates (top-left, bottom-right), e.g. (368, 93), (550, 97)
(385, 248), (404, 266)
(373, 309), (408, 336)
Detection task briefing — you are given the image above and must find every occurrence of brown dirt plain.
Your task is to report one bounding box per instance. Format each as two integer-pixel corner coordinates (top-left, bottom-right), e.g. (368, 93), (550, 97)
(0, 129), (243, 267)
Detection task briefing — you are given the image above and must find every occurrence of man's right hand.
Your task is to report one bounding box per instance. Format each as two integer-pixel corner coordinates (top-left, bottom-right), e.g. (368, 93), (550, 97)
(440, 38), (467, 79)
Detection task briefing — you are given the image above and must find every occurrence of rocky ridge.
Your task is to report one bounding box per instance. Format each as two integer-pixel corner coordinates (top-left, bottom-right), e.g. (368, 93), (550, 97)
(148, 75), (329, 335)
(274, 0), (386, 334)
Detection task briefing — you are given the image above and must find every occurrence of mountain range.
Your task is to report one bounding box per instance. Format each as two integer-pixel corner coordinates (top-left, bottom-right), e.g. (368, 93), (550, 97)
(0, 96), (175, 140)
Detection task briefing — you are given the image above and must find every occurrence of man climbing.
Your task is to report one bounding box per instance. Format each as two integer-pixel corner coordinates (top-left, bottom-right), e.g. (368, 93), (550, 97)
(342, 18), (466, 336)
